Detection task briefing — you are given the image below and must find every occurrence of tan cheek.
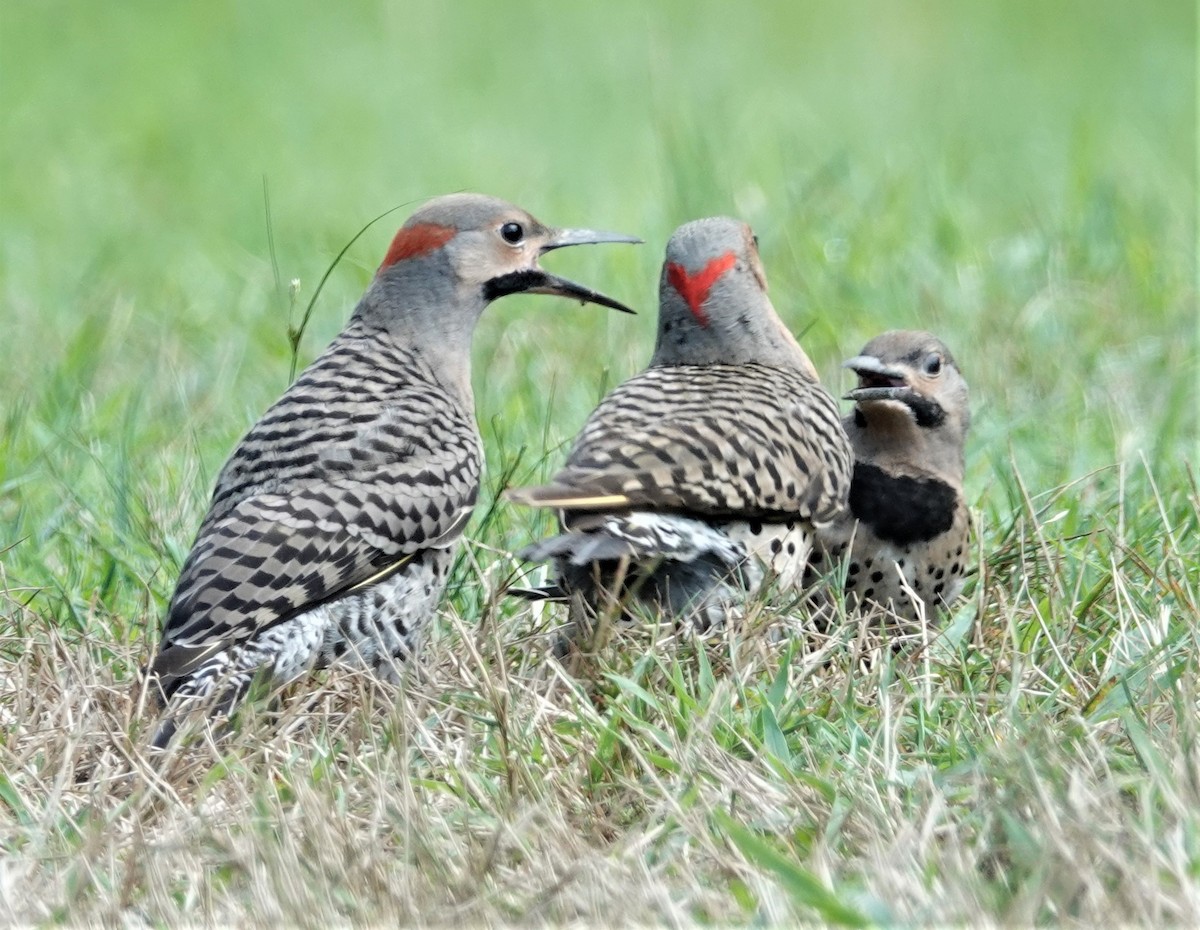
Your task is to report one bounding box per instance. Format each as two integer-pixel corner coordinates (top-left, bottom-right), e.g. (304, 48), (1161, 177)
(478, 247), (506, 278)
(751, 252), (769, 292)
(487, 242), (531, 275)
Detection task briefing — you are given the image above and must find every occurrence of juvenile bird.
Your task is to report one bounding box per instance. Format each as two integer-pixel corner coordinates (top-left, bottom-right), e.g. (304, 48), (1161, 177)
(149, 193), (638, 747)
(509, 217), (852, 637)
(808, 330), (971, 625)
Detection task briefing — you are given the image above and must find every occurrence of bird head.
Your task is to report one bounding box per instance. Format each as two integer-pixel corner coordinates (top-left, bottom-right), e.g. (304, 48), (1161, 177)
(650, 217), (817, 375)
(370, 193), (639, 320)
(843, 330), (970, 461)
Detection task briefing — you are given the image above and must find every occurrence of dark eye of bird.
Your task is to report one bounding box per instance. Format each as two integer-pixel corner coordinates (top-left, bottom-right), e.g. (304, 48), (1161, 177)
(500, 222), (524, 244)
(752, 234), (760, 249)
(925, 355), (943, 375)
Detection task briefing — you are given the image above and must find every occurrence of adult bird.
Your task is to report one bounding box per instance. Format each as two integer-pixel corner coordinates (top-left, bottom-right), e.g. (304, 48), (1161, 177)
(149, 193), (639, 747)
(509, 217), (851, 641)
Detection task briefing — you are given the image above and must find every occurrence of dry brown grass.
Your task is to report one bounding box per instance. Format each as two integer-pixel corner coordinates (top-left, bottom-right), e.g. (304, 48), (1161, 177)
(3, 468), (1198, 926)
(2, 0), (1193, 923)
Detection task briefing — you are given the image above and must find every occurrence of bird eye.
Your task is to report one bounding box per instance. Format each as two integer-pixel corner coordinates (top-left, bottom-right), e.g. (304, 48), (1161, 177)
(752, 234), (760, 250)
(500, 222), (524, 244)
(924, 354), (943, 376)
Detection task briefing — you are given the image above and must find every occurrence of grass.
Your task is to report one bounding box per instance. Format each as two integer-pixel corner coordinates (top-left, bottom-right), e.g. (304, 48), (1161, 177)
(1, 0), (1196, 924)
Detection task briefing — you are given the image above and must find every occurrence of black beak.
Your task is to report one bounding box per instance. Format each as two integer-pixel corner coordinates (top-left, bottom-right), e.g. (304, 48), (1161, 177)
(843, 355), (946, 427)
(841, 354), (911, 403)
(522, 269), (636, 314)
(484, 226), (641, 313)
(539, 227), (643, 253)
(538, 226), (641, 313)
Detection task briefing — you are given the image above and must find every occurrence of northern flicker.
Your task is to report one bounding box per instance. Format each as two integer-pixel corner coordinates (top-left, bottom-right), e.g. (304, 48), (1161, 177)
(508, 217), (852, 636)
(149, 193), (639, 747)
(807, 330), (971, 625)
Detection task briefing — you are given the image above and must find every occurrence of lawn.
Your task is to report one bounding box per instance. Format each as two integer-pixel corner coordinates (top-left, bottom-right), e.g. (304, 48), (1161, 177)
(1, 0), (1196, 925)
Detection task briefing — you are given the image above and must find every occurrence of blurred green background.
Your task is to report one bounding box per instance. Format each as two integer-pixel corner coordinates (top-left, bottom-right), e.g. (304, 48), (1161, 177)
(0, 0), (1194, 624)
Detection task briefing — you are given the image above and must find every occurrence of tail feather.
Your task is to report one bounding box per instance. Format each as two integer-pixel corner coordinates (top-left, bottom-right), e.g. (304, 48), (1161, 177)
(512, 511), (761, 632)
(506, 583), (569, 602)
(522, 511), (748, 569)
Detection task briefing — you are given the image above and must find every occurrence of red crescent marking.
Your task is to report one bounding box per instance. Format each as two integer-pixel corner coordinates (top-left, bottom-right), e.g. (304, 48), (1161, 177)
(378, 223), (456, 271)
(665, 251), (737, 327)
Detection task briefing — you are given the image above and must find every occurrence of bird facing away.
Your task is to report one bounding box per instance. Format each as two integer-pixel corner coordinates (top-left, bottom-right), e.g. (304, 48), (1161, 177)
(508, 217), (852, 637)
(807, 330), (971, 626)
(149, 193), (639, 747)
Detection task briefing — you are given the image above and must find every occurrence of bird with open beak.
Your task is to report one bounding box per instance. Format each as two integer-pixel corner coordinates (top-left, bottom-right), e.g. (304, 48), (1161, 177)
(808, 330), (971, 627)
(148, 193), (639, 748)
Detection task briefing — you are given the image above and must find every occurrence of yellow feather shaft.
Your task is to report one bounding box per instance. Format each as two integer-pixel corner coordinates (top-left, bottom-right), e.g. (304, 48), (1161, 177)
(506, 487), (631, 509)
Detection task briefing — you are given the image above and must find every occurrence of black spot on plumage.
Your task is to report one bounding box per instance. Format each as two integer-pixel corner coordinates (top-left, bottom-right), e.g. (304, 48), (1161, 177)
(934, 582), (944, 595)
(764, 458), (783, 489)
(863, 587), (874, 598)
(285, 451), (320, 471)
(248, 569), (277, 590)
(849, 463), (957, 547)
(848, 562), (860, 576)
(299, 541), (324, 562)
(322, 457), (357, 473)
(208, 574), (241, 593)
(213, 542), (251, 561)
(770, 538), (783, 555)
(935, 568), (945, 580)
(870, 570), (883, 583)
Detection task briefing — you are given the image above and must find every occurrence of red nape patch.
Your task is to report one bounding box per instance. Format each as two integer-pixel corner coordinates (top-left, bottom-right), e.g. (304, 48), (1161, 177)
(378, 223), (456, 271)
(665, 252), (737, 326)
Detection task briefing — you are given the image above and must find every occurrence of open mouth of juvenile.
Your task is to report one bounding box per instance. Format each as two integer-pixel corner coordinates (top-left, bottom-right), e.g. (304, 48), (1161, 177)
(856, 371), (908, 389)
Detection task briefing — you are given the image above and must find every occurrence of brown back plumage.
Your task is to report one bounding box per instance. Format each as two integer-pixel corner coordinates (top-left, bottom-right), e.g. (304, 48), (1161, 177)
(151, 194), (640, 723)
(510, 217), (852, 626)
